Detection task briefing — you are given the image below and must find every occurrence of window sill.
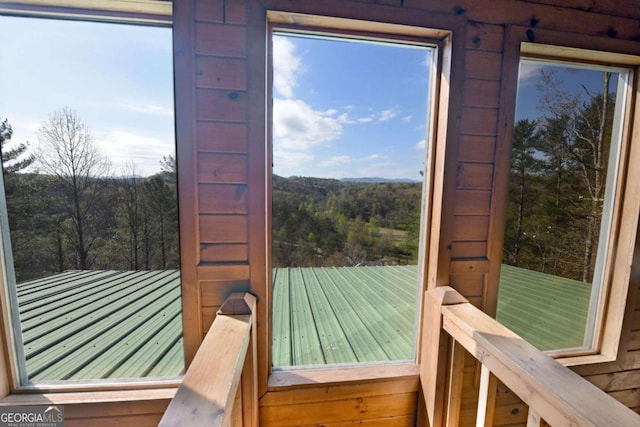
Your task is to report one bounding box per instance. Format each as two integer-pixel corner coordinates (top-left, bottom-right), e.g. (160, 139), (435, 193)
(0, 387), (177, 406)
(267, 362), (419, 390)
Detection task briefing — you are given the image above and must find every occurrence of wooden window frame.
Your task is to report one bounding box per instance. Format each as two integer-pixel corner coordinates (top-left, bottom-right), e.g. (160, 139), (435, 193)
(489, 25), (640, 368)
(0, 0), (180, 402)
(263, 10), (462, 388)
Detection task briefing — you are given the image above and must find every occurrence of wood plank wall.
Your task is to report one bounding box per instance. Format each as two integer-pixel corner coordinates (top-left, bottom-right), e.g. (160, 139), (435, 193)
(171, 0), (640, 426)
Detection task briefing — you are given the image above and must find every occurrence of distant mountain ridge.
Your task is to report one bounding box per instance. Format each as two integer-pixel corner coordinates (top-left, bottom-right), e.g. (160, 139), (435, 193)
(340, 177), (420, 183)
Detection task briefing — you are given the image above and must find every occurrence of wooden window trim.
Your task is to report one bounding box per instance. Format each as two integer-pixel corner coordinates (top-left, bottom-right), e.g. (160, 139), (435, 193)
(263, 10), (463, 388)
(488, 25), (640, 368)
(0, 0), (179, 400)
(0, 0), (171, 25)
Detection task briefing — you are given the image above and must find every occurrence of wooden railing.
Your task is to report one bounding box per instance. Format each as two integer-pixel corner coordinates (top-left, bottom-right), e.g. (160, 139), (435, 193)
(421, 286), (640, 427)
(160, 293), (258, 427)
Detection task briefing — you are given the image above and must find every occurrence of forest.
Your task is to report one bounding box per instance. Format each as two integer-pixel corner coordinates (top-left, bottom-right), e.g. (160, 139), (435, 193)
(0, 65), (616, 285)
(504, 68), (618, 283)
(272, 175), (422, 268)
(0, 109), (179, 283)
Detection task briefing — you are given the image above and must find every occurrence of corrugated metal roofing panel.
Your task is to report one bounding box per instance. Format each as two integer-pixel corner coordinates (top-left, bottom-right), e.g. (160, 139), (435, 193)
(16, 270), (184, 382)
(273, 264), (594, 367)
(16, 264), (592, 378)
(272, 265), (419, 368)
(496, 264), (592, 351)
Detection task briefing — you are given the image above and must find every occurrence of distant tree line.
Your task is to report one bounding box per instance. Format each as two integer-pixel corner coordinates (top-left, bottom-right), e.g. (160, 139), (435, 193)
(272, 175), (422, 268)
(504, 70), (616, 283)
(1, 109), (179, 283)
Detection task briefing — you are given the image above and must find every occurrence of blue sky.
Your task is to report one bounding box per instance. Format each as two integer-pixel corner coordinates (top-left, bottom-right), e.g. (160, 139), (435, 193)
(272, 34), (433, 180)
(1, 17), (432, 180)
(515, 60), (625, 121)
(0, 16), (174, 177)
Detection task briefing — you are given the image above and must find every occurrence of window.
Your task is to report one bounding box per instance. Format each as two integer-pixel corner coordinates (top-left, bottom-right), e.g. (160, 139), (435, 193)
(269, 28), (437, 369)
(0, 15), (182, 385)
(496, 44), (638, 360)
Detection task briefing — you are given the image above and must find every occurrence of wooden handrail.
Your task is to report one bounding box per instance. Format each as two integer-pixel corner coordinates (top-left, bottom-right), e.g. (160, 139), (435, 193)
(421, 286), (640, 427)
(159, 293), (257, 427)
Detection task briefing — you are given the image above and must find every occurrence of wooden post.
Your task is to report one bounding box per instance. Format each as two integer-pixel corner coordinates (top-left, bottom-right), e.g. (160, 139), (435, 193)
(445, 340), (466, 426)
(527, 408), (542, 427)
(420, 287), (468, 427)
(160, 293), (257, 427)
(475, 365), (497, 427)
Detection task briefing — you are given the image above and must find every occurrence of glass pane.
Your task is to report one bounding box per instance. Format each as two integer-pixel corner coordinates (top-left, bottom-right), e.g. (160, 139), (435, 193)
(271, 33), (433, 368)
(0, 16), (183, 382)
(497, 59), (629, 351)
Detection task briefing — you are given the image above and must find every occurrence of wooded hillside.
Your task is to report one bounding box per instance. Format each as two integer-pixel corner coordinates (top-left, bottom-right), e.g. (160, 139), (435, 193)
(272, 175), (422, 268)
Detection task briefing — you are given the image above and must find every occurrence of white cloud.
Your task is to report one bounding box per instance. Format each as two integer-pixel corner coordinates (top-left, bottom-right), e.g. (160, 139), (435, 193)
(415, 139), (426, 150)
(273, 150), (314, 172)
(273, 98), (342, 150)
(518, 61), (543, 88)
(364, 154), (384, 161)
(273, 36), (304, 98)
(98, 130), (173, 176)
(321, 155), (352, 167)
(402, 115), (414, 123)
(117, 101), (173, 116)
(379, 109), (398, 122)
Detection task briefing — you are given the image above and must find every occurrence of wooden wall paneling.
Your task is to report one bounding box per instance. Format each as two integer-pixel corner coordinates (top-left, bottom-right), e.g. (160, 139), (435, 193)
(196, 23), (247, 57)
(199, 183), (248, 213)
(402, 0), (640, 41)
(450, 241), (488, 258)
(519, 0), (640, 21)
(197, 264), (251, 281)
(196, 56), (247, 90)
(173, 0), (202, 366)
(484, 24), (522, 323)
(465, 22), (504, 52)
(261, 376), (418, 407)
(452, 216), (489, 241)
(463, 79), (501, 108)
(246, 0), (269, 399)
(456, 163), (494, 189)
(464, 51), (503, 81)
(196, 89), (248, 122)
(449, 274), (485, 298)
(454, 190), (492, 215)
(259, 392), (417, 426)
(199, 214), (248, 242)
(200, 243), (249, 263)
(195, 0), (223, 23)
(197, 153), (248, 183)
(225, 0), (248, 24)
(197, 122), (248, 152)
(584, 369), (640, 393)
(458, 135), (496, 163)
(64, 399), (171, 427)
(459, 107), (499, 136)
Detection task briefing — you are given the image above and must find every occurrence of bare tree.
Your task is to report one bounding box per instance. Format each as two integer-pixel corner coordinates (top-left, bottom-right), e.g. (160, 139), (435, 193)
(537, 70), (614, 282)
(36, 107), (111, 270)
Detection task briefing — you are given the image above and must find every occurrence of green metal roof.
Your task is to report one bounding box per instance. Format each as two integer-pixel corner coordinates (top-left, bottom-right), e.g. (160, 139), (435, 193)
(272, 264), (593, 368)
(272, 265), (419, 368)
(15, 264), (591, 379)
(496, 264), (592, 351)
(17, 270), (184, 382)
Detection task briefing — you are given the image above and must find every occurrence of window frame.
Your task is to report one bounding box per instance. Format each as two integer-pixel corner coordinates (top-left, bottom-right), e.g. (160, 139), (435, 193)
(489, 26), (640, 367)
(0, 0), (182, 396)
(264, 10), (460, 385)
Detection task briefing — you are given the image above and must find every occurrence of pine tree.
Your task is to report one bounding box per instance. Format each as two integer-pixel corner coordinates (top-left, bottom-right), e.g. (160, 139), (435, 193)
(0, 118), (35, 174)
